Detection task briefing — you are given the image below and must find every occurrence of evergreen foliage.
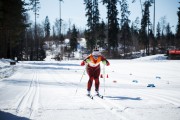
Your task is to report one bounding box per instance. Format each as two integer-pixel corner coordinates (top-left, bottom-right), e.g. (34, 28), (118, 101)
(0, 0), (28, 59)
(140, 0), (151, 55)
(70, 25), (78, 51)
(84, 0), (100, 51)
(0, 0), (179, 60)
(44, 16), (51, 38)
(119, 0), (131, 58)
(176, 2), (180, 48)
(103, 0), (119, 55)
(97, 20), (106, 48)
(29, 0), (40, 60)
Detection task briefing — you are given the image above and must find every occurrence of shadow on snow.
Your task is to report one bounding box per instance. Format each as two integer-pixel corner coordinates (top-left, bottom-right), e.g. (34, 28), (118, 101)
(21, 62), (81, 71)
(24, 62), (80, 67)
(106, 96), (142, 101)
(0, 110), (29, 120)
(22, 66), (71, 70)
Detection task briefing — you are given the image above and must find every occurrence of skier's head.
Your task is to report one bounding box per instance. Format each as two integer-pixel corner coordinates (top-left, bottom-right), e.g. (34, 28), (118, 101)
(92, 47), (101, 59)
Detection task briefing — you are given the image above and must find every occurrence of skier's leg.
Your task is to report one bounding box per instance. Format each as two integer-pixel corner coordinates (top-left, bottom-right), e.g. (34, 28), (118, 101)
(87, 65), (94, 94)
(87, 76), (94, 91)
(94, 66), (100, 94)
(94, 78), (100, 94)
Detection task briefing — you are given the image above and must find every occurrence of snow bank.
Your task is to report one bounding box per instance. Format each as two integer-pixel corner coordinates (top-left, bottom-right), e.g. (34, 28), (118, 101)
(133, 54), (167, 61)
(0, 59), (16, 79)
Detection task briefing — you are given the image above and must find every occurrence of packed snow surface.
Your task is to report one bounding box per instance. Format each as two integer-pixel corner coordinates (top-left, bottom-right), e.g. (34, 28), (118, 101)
(0, 54), (180, 120)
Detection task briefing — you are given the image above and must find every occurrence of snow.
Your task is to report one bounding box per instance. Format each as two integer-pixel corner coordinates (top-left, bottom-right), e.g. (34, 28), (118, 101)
(0, 59), (16, 79)
(0, 54), (180, 120)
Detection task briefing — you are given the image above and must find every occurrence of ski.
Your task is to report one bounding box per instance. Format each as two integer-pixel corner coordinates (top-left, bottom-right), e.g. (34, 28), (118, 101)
(86, 94), (103, 99)
(87, 94), (93, 99)
(96, 94), (103, 99)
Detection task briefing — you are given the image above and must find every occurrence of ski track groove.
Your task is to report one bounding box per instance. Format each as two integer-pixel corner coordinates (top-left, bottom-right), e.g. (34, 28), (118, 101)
(46, 69), (76, 88)
(16, 71), (36, 114)
(29, 70), (40, 119)
(134, 90), (180, 106)
(93, 96), (130, 120)
(45, 69), (66, 85)
(16, 70), (40, 119)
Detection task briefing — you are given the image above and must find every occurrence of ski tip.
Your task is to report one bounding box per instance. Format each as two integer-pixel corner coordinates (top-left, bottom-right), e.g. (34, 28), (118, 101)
(97, 94), (104, 99)
(87, 94), (93, 99)
(90, 96), (93, 99)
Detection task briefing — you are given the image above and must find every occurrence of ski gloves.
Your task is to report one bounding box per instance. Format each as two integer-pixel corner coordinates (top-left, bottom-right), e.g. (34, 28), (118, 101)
(81, 61), (85, 66)
(81, 59), (91, 66)
(102, 60), (110, 66)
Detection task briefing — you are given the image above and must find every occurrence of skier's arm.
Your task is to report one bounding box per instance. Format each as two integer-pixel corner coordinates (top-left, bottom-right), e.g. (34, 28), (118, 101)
(101, 56), (110, 66)
(81, 56), (90, 66)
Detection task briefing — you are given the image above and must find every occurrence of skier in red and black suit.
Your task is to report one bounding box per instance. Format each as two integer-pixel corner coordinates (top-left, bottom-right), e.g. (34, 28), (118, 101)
(81, 48), (110, 96)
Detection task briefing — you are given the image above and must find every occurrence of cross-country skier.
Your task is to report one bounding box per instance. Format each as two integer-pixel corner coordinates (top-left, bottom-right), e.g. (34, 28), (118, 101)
(81, 48), (110, 96)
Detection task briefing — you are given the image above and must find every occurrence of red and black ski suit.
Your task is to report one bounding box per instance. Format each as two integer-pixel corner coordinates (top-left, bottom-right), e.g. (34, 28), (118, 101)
(81, 54), (110, 92)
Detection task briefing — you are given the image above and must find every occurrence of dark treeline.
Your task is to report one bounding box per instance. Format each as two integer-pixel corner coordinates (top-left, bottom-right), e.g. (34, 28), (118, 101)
(0, 0), (28, 60)
(0, 0), (180, 60)
(0, 0), (46, 60)
(84, 0), (180, 58)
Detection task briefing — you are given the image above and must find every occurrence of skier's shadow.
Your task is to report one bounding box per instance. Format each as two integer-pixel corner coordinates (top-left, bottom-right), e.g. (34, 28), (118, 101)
(105, 96), (142, 101)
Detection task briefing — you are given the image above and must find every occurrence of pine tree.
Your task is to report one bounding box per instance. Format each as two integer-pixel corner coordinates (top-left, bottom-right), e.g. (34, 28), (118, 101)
(29, 0), (40, 60)
(0, 0), (28, 59)
(55, 18), (60, 37)
(84, 0), (100, 50)
(92, 0), (100, 39)
(156, 22), (161, 48)
(52, 26), (55, 39)
(165, 23), (175, 49)
(140, 0), (151, 55)
(176, 2), (180, 48)
(131, 21), (140, 52)
(103, 0), (119, 56)
(84, 0), (93, 30)
(119, 0), (131, 58)
(44, 16), (51, 38)
(70, 25), (78, 51)
(120, 0), (130, 26)
(98, 20), (106, 48)
(166, 23), (171, 49)
(84, 0), (93, 50)
(130, 17), (141, 52)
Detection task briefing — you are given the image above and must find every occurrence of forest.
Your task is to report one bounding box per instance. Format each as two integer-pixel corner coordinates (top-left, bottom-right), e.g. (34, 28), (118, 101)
(0, 0), (180, 60)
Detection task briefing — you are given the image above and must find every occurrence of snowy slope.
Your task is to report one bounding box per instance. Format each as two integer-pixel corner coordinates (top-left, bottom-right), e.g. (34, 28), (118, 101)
(0, 55), (180, 120)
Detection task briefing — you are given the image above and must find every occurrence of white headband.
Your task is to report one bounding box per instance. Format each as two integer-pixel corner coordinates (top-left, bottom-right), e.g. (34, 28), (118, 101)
(92, 51), (101, 56)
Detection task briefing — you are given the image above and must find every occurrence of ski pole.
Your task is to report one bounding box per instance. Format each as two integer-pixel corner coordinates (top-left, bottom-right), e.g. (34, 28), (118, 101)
(103, 64), (106, 95)
(75, 67), (86, 95)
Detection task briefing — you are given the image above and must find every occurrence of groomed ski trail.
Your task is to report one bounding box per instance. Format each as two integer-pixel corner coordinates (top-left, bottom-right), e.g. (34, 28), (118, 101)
(93, 95), (130, 120)
(16, 70), (40, 119)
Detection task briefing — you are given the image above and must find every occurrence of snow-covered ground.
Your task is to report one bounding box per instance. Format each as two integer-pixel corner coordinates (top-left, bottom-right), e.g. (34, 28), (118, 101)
(0, 59), (16, 79)
(0, 54), (180, 120)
